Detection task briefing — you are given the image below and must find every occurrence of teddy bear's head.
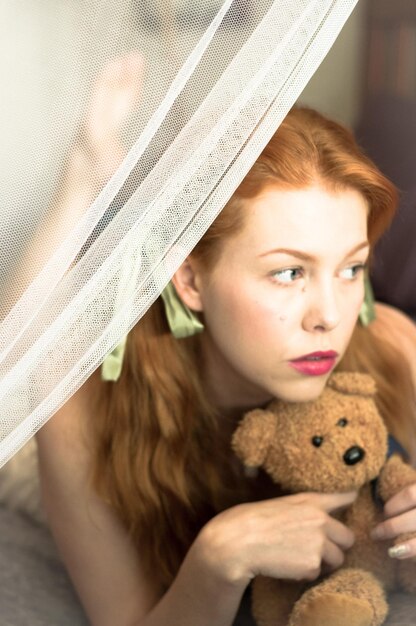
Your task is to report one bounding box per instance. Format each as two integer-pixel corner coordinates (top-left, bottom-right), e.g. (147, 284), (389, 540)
(232, 372), (388, 493)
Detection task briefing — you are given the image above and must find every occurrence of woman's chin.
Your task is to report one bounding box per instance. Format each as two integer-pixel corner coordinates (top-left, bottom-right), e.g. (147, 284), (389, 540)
(272, 375), (331, 404)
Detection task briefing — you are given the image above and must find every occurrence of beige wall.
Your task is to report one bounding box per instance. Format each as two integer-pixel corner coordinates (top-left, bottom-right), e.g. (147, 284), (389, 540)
(298, 1), (367, 128)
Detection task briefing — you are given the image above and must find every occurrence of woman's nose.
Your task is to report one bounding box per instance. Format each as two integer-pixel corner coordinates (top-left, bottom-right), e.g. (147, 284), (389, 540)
(302, 281), (340, 332)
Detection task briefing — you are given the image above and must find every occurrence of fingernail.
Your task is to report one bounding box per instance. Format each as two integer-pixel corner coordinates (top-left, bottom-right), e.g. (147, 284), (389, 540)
(371, 527), (384, 540)
(388, 544), (410, 559)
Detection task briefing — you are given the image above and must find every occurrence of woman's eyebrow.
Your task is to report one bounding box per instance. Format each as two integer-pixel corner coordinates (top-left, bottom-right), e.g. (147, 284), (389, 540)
(257, 241), (370, 260)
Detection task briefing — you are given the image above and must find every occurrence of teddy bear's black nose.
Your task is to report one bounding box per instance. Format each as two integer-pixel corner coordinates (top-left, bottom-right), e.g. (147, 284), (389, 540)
(343, 446), (365, 466)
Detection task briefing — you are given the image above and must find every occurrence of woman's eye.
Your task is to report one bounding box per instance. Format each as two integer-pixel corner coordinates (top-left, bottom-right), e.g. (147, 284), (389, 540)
(339, 263), (366, 281)
(271, 268), (303, 284)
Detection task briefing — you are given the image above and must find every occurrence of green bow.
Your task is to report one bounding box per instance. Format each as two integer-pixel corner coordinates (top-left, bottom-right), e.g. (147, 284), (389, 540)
(160, 281), (204, 339)
(101, 282), (204, 381)
(100, 334), (128, 382)
(359, 273), (376, 326)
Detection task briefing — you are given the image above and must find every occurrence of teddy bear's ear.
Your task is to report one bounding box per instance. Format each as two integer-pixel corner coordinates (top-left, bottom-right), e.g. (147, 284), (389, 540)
(327, 372), (377, 397)
(231, 409), (277, 468)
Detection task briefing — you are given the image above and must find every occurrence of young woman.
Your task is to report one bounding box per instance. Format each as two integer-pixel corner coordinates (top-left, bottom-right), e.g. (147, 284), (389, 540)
(35, 89), (416, 625)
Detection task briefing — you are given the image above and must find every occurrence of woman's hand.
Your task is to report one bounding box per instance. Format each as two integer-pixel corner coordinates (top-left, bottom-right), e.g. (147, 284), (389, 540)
(371, 483), (416, 559)
(30, 51), (144, 279)
(194, 491), (357, 588)
(64, 50), (144, 198)
(80, 51), (144, 183)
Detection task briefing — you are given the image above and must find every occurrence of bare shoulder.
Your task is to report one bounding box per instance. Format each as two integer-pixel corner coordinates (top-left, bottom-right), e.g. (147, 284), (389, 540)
(36, 368), (102, 447)
(371, 302), (416, 385)
(35, 370), (163, 624)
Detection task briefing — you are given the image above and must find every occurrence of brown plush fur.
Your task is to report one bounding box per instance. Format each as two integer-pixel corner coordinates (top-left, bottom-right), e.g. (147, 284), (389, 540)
(232, 372), (416, 626)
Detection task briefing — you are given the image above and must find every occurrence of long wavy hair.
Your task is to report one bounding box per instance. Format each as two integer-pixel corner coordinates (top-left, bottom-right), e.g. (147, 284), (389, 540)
(91, 107), (416, 587)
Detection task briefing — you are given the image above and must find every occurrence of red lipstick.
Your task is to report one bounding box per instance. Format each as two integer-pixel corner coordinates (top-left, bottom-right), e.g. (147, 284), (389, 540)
(289, 351), (338, 377)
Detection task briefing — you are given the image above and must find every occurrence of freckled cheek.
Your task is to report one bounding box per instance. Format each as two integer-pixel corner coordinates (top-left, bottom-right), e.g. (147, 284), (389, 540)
(225, 293), (287, 344)
(344, 291), (364, 323)
(337, 295), (363, 348)
(203, 276), (297, 340)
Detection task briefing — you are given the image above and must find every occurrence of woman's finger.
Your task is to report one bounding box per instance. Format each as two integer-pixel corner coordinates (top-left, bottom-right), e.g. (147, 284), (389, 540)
(388, 537), (416, 560)
(305, 490), (358, 514)
(383, 483), (416, 518)
(321, 539), (345, 572)
(371, 508), (416, 540)
(325, 515), (355, 551)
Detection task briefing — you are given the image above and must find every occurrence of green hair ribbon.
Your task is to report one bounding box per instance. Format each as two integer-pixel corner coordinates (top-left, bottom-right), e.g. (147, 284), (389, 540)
(359, 273), (376, 327)
(101, 282), (203, 381)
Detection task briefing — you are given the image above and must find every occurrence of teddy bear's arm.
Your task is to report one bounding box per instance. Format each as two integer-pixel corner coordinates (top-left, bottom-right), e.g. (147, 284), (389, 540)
(377, 454), (416, 503)
(231, 409), (277, 468)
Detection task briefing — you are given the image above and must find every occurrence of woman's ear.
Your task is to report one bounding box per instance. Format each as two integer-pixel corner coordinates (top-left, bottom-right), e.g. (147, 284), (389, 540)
(171, 258), (204, 312)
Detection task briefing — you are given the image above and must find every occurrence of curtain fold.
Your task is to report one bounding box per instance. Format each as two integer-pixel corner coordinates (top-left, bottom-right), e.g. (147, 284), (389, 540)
(0, 0), (359, 466)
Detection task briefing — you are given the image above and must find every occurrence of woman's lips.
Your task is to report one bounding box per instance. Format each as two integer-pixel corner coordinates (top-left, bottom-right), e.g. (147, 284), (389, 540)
(289, 351), (338, 377)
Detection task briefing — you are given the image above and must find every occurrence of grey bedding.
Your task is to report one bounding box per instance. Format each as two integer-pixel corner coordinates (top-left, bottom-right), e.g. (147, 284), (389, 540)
(0, 502), (252, 626)
(0, 503), (415, 626)
(0, 504), (88, 626)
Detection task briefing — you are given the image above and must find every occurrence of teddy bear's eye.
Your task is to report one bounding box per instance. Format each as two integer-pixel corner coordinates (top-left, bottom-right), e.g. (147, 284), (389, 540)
(337, 418), (348, 427)
(311, 436), (323, 447)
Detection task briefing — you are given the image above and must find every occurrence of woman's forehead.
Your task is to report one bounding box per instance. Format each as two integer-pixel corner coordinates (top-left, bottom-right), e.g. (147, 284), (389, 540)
(228, 184), (368, 253)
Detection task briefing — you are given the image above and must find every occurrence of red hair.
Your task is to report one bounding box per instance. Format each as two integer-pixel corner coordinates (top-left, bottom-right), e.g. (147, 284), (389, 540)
(91, 107), (414, 587)
(193, 107), (397, 270)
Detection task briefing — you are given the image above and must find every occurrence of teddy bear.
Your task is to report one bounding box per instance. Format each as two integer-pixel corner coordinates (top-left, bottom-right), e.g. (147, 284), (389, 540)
(231, 372), (416, 626)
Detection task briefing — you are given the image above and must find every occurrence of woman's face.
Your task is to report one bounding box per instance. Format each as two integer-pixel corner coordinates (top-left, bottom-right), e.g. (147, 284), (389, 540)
(191, 184), (369, 411)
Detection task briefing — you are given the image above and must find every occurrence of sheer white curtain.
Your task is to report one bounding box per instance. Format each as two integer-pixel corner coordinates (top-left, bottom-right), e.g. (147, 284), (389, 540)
(0, 0), (359, 466)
